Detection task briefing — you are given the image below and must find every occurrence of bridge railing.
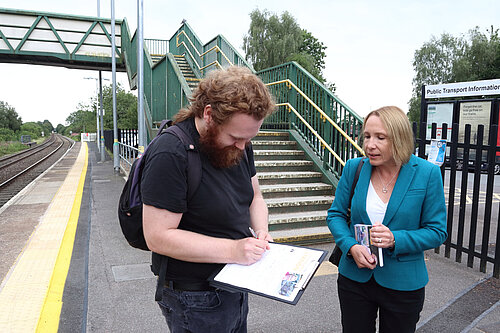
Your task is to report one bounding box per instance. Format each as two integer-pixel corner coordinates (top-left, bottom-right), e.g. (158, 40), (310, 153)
(168, 22), (252, 77)
(0, 8), (124, 70)
(145, 38), (168, 57)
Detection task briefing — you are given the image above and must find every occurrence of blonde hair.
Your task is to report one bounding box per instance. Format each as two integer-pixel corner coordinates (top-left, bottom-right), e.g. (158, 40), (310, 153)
(174, 66), (275, 124)
(363, 106), (414, 165)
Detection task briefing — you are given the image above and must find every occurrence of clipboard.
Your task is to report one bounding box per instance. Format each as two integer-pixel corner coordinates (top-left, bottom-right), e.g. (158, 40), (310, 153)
(208, 243), (328, 305)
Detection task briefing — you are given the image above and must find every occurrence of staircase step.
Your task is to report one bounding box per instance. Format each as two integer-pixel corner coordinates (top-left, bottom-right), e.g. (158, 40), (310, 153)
(255, 160), (313, 172)
(253, 142), (297, 150)
(254, 150), (305, 161)
(268, 210), (328, 230)
(257, 171), (323, 185)
(252, 140), (296, 146)
(255, 131), (290, 140)
(260, 182), (333, 198)
(266, 195), (333, 214)
(270, 226), (333, 245)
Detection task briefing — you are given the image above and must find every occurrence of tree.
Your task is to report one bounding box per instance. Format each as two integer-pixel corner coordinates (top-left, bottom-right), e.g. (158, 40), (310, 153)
(65, 104), (97, 134)
(243, 9), (328, 83)
(65, 83), (137, 132)
(37, 120), (54, 136)
(0, 101), (22, 132)
(20, 122), (44, 139)
(409, 26), (500, 124)
(243, 10), (302, 71)
(55, 123), (66, 134)
(298, 30), (327, 82)
(101, 84), (137, 129)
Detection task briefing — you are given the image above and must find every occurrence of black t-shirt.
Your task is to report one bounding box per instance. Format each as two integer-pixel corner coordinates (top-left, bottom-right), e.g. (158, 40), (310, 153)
(141, 118), (256, 282)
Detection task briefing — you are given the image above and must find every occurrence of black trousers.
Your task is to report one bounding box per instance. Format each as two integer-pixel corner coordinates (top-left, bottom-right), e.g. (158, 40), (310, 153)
(337, 274), (425, 333)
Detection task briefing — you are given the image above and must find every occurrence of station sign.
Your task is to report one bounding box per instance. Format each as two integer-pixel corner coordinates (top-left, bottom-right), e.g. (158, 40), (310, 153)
(425, 79), (500, 99)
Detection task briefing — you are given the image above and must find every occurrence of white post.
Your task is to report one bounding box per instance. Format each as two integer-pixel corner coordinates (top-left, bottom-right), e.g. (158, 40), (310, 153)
(111, 0), (119, 172)
(137, 0), (146, 155)
(99, 71), (105, 162)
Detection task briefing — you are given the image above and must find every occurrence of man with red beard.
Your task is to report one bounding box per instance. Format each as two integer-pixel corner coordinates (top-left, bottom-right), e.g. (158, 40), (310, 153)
(141, 66), (275, 332)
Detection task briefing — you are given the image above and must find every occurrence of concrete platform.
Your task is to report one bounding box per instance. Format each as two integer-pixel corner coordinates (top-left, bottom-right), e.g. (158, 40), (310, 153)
(0, 141), (498, 332)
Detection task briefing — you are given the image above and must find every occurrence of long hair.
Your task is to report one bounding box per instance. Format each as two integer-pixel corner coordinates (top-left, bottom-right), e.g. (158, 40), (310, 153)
(174, 66), (275, 124)
(363, 106), (414, 165)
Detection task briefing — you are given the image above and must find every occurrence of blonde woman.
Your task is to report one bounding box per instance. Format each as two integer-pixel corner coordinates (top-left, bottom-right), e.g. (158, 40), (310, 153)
(327, 106), (447, 333)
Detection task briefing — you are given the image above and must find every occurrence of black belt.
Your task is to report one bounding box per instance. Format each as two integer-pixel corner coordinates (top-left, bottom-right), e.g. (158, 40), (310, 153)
(164, 280), (215, 291)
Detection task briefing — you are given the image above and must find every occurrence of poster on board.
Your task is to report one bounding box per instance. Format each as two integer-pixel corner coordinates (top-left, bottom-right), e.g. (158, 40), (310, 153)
(459, 101), (491, 145)
(426, 103), (453, 141)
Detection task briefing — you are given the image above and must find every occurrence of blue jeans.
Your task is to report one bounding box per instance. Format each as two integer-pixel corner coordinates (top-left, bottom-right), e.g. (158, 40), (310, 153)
(158, 286), (248, 333)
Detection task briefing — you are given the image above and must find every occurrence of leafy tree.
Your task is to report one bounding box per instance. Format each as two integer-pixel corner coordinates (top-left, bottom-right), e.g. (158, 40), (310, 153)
(298, 30), (327, 82)
(0, 101), (22, 132)
(243, 9), (328, 83)
(20, 122), (44, 139)
(243, 10), (302, 71)
(37, 120), (54, 136)
(457, 26), (500, 81)
(409, 26), (500, 124)
(65, 104), (97, 134)
(0, 128), (17, 141)
(65, 83), (137, 133)
(101, 84), (138, 129)
(55, 123), (66, 134)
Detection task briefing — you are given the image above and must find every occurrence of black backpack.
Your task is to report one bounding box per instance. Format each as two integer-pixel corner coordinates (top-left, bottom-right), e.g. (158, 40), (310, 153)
(118, 120), (201, 301)
(118, 119), (201, 250)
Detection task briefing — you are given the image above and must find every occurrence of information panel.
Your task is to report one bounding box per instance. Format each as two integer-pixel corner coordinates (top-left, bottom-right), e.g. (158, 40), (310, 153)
(426, 103), (453, 141)
(458, 101), (491, 145)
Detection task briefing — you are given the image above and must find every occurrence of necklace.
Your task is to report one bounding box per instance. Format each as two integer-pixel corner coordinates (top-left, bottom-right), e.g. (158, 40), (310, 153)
(377, 167), (399, 193)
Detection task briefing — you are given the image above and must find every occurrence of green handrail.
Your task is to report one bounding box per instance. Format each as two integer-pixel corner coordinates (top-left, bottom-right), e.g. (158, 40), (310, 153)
(260, 61), (365, 178)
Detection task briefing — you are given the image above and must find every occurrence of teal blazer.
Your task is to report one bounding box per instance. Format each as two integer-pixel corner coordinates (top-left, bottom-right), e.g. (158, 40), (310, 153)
(327, 155), (447, 291)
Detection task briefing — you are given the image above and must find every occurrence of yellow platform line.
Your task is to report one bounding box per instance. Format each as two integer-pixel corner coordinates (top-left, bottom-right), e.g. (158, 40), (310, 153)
(0, 143), (88, 332)
(314, 261), (338, 276)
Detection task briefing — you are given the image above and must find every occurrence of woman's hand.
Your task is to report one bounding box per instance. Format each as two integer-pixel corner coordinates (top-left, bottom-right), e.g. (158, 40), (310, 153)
(349, 244), (377, 269)
(370, 222), (395, 248)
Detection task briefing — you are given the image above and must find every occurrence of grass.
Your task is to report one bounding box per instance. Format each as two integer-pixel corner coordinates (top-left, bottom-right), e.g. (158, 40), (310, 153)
(0, 141), (29, 157)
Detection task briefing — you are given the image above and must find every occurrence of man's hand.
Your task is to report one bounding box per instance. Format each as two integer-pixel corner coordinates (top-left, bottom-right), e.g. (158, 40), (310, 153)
(255, 229), (272, 249)
(233, 237), (269, 265)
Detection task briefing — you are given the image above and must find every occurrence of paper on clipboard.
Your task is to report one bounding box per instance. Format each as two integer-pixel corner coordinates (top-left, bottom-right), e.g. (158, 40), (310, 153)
(209, 243), (327, 305)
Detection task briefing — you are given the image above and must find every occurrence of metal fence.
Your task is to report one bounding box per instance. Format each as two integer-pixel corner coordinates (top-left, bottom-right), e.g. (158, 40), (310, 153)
(105, 129), (138, 175)
(416, 121), (500, 278)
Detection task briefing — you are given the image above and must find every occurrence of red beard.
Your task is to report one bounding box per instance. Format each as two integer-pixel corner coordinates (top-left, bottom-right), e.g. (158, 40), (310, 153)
(199, 122), (245, 169)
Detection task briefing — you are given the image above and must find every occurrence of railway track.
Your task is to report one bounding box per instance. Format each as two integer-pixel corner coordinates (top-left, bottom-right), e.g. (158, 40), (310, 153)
(0, 134), (74, 207)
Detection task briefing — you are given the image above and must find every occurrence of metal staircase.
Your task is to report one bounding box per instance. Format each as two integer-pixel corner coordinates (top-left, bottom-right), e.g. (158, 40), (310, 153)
(253, 131), (335, 244)
(173, 55), (200, 91)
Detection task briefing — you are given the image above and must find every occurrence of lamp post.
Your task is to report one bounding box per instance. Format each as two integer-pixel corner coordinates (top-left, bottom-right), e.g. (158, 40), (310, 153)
(137, 0), (146, 155)
(111, 0), (119, 173)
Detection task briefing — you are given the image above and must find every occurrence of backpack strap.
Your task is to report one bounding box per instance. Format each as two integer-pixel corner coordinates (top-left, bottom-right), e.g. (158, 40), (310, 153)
(166, 125), (202, 200)
(156, 119), (172, 136)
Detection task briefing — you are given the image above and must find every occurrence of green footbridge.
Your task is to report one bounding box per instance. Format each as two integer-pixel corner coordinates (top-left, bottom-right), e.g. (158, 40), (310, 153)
(0, 7), (364, 188)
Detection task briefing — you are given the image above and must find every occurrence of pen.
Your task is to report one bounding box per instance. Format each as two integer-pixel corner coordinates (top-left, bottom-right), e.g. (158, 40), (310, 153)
(248, 226), (258, 238)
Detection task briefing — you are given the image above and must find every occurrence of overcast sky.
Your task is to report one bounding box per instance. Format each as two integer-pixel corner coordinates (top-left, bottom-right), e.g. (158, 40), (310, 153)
(0, 0), (499, 126)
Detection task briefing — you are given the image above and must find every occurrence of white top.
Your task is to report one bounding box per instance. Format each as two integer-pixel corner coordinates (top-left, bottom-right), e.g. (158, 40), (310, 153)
(366, 181), (388, 225)
(366, 181), (387, 266)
